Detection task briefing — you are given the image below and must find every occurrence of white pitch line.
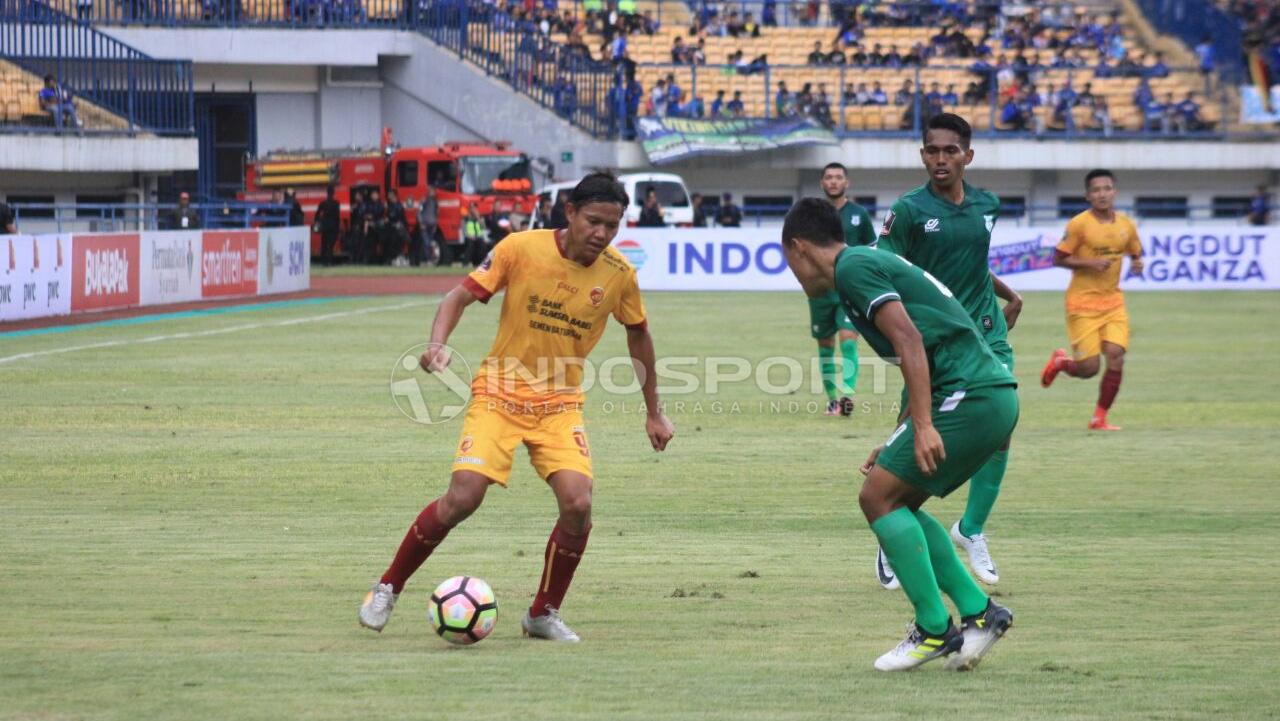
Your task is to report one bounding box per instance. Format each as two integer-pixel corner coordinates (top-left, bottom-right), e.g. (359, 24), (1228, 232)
(0, 299), (433, 366)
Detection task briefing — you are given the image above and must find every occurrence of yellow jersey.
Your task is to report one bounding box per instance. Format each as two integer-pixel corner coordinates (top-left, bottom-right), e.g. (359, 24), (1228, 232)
(461, 229), (647, 406)
(1057, 210), (1142, 314)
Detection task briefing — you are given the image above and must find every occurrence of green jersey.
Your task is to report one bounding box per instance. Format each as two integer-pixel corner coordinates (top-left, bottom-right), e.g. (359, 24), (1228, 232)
(879, 182), (1007, 347)
(839, 201), (877, 247)
(833, 245), (1015, 395)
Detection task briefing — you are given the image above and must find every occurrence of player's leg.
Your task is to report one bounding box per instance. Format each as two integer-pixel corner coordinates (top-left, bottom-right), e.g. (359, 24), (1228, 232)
(360, 470), (493, 632)
(1042, 312), (1102, 386)
(860, 465), (963, 671)
(359, 399), (519, 632)
(523, 410), (595, 642)
(957, 345), (1013, 584)
(836, 326), (859, 416)
(808, 295), (842, 415)
(1090, 338), (1127, 431)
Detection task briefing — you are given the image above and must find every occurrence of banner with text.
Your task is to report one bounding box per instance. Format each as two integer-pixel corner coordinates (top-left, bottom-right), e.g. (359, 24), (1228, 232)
(617, 226), (1280, 292)
(258, 227), (310, 295)
(0, 234), (72, 321)
(636, 116), (838, 165)
(140, 231), (202, 306)
(72, 233), (141, 312)
(201, 230), (259, 298)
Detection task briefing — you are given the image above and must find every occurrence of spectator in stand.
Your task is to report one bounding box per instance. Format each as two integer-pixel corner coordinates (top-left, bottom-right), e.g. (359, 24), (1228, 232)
(811, 89), (834, 128)
(285, 188), (305, 226)
(867, 43), (884, 66)
(726, 10), (746, 37)
(691, 192), (709, 227)
(726, 90), (745, 117)
(1095, 55), (1114, 78)
(884, 44), (903, 68)
(1175, 92), (1206, 132)
(169, 192), (200, 230)
(625, 74), (642, 137)
(665, 73), (683, 114)
(39, 75), (80, 130)
(1091, 95), (1113, 137)
(904, 42), (926, 66)
(1146, 52), (1170, 78)
(686, 94), (706, 118)
(1077, 82), (1096, 108)
(1133, 78), (1154, 108)
(742, 12), (760, 38)
(1248, 185), (1271, 226)
(925, 82), (943, 108)
(650, 77), (668, 117)
(1142, 93), (1169, 134)
(710, 89), (726, 118)
(638, 186), (665, 227)
(775, 81), (794, 117)
(1000, 94), (1028, 130)
(717, 192), (742, 227)
(808, 41), (827, 65)
(691, 38), (707, 65)
(1195, 35), (1215, 78)
(762, 0), (777, 27)
(385, 189), (409, 263)
(962, 81), (984, 105)
(827, 42), (846, 65)
(0, 199), (15, 234)
(671, 36), (689, 64)
(462, 202), (488, 266)
(942, 84), (959, 105)
(869, 81), (888, 105)
(893, 79), (914, 106)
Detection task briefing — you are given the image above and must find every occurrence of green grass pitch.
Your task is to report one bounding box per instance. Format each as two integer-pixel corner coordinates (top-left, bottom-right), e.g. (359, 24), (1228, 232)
(2, 290), (1277, 720)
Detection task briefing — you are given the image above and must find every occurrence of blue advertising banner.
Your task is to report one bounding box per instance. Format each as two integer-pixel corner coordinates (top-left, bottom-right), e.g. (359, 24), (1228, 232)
(636, 116), (838, 165)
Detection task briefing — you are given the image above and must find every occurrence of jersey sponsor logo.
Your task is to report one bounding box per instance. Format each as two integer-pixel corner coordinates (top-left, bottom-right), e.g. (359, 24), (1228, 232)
(589, 286), (605, 306)
(879, 211), (896, 237)
(984, 214), (995, 233)
(557, 281), (579, 294)
(527, 294), (540, 313)
(924, 218), (941, 233)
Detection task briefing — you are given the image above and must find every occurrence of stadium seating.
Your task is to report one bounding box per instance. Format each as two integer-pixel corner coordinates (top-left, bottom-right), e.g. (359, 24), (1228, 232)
(0, 60), (131, 131)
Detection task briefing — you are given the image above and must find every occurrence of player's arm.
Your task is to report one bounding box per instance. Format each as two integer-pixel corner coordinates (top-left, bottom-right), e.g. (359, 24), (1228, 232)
(990, 271), (1023, 330)
(626, 323), (675, 452)
(1126, 223), (1144, 276)
(419, 284), (480, 372)
(873, 301), (945, 475)
(878, 202), (912, 256)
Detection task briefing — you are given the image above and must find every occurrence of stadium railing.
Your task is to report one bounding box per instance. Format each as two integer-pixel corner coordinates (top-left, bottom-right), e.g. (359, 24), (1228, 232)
(7, 201), (292, 232)
(1131, 0), (1243, 84)
(0, 0), (195, 134)
(736, 201), (1264, 226)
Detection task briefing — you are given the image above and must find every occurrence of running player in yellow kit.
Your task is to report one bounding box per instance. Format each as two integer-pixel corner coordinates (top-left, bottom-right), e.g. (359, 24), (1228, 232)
(1040, 169), (1144, 430)
(358, 173), (675, 641)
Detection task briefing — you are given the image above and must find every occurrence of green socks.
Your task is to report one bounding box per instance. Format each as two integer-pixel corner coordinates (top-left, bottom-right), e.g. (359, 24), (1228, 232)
(914, 509), (989, 618)
(961, 449), (1008, 537)
(839, 338), (859, 394)
(818, 344), (838, 401)
(870, 508), (950, 635)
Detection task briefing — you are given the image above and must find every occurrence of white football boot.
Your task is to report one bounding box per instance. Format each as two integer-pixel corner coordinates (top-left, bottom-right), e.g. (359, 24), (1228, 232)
(951, 521), (999, 585)
(358, 581), (399, 632)
(521, 606), (581, 643)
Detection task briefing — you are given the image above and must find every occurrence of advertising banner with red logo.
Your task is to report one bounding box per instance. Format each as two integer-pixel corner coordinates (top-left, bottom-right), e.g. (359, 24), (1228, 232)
(0, 234), (73, 322)
(71, 233), (141, 312)
(201, 231), (258, 298)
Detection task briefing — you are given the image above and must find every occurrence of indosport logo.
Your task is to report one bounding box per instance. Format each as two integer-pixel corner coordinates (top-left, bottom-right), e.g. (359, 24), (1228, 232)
(615, 239), (647, 269)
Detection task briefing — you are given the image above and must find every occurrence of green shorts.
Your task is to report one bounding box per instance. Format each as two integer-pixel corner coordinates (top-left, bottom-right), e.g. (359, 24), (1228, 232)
(876, 384), (1019, 498)
(808, 293), (855, 340)
(988, 339), (1015, 371)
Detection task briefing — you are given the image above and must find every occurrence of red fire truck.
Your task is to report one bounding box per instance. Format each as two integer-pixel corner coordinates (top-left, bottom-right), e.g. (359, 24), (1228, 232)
(242, 135), (537, 257)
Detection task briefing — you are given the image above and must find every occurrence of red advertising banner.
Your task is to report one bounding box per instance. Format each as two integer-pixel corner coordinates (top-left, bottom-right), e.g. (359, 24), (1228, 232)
(71, 233), (141, 312)
(201, 231), (259, 298)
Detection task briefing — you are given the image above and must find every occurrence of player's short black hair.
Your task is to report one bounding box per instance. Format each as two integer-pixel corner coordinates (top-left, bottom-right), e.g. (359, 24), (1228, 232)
(569, 172), (629, 209)
(1085, 169), (1115, 187)
(781, 198), (844, 248)
(821, 162), (846, 175)
(923, 112), (972, 148)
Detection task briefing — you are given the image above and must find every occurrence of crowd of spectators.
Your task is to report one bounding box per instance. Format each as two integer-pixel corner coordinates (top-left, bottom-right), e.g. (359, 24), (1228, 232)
(1229, 0), (1280, 83)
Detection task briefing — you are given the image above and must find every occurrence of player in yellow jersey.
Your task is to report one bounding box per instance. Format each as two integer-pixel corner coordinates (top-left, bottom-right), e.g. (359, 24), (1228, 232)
(1040, 169), (1144, 430)
(359, 173), (675, 641)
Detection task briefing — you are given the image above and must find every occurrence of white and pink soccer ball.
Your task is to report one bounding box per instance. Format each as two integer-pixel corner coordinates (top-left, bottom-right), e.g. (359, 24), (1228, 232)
(427, 576), (498, 645)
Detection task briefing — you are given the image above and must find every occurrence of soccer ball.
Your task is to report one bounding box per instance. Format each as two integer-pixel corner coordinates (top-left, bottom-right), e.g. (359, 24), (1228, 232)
(428, 576), (498, 645)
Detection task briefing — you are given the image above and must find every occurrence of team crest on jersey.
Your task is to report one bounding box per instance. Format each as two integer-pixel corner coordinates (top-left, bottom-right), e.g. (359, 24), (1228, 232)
(458, 436), (474, 453)
(879, 210), (896, 236)
(589, 286), (605, 306)
(850, 215), (861, 226)
(983, 214), (995, 233)
(924, 218), (941, 233)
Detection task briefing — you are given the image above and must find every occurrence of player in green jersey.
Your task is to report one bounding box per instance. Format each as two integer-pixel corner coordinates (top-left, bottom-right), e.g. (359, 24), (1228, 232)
(782, 197), (1017, 672)
(876, 113), (1023, 588)
(809, 162), (878, 416)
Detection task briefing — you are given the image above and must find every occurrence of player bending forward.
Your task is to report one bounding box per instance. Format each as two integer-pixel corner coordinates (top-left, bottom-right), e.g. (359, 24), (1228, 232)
(782, 198), (1016, 671)
(359, 173), (675, 641)
(1040, 169), (1143, 430)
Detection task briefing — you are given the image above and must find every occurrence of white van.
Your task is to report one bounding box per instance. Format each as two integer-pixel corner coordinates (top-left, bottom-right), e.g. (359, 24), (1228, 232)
(537, 172), (694, 227)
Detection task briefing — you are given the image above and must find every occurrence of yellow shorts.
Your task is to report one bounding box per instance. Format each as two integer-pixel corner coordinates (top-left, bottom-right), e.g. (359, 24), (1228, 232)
(450, 397), (592, 486)
(1066, 306), (1130, 360)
